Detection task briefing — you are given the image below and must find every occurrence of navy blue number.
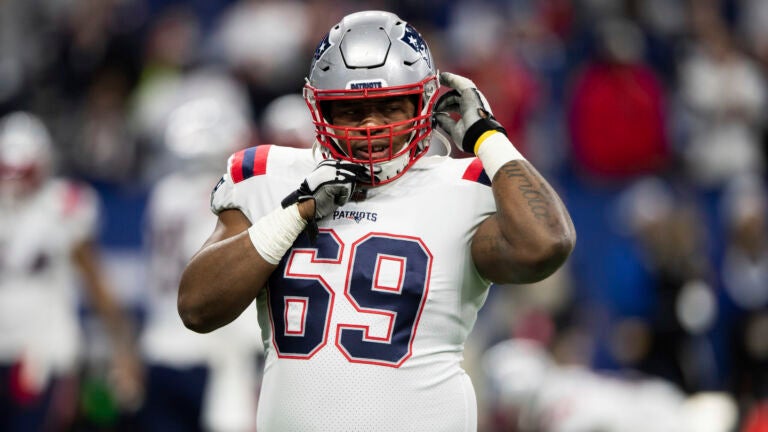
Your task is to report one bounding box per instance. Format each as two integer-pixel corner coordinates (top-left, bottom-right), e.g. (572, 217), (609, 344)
(268, 231), (341, 358)
(268, 231), (431, 366)
(337, 234), (430, 366)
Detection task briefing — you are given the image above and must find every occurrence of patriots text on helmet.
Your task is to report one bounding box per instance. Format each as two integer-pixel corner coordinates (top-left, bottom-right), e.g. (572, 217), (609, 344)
(348, 81), (385, 90)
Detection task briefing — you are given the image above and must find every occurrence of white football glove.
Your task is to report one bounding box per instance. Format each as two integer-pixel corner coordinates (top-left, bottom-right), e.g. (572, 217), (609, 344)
(282, 159), (366, 241)
(433, 72), (507, 154)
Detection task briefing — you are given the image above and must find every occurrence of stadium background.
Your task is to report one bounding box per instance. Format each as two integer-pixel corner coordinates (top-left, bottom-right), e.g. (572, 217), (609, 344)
(2, 0), (768, 430)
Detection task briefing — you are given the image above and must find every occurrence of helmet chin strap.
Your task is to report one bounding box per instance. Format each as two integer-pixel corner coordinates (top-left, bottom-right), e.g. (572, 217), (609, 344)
(311, 140), (326, 161)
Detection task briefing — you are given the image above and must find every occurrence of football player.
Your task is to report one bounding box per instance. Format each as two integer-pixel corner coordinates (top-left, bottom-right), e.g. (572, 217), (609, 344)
(178, 10), (576, 431)
(481, 338), (738, 432)
(0, 111), (141, 431)
(260, 93), (316, 149)
(140, 93), (263, 432)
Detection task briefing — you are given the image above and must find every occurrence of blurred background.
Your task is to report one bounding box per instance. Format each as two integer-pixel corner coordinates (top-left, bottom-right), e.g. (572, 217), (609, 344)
(2, 0), (768, 430)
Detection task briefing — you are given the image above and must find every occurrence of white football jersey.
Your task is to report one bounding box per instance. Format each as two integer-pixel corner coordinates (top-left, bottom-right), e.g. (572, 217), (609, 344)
(212, 144), (497, 431)
(0, 179), (98, 374)
(142, 169), (263, 431)
(142, 168), (263, 363)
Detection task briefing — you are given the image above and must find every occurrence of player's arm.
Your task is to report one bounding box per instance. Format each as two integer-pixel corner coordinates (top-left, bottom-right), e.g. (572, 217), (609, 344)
(177, 208), (279, 333)
(434, 72), (576, 284)
(472, 160), (575, 283)
(178, 160), (366, 333)
(72, 239), (143, 409)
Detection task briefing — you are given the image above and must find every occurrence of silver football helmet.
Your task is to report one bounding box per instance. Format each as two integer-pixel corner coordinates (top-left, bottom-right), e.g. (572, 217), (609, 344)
(304, 11), (439, 185)
(0, 111), (54, 201)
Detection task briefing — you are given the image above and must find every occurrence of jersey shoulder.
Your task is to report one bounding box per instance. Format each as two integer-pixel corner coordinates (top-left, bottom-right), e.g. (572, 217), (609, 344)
(414, 155), (492, 187)
(45, 178), (99, 217)
(212, 145), (314, 214)
(227, 144), (314, 184)
(43, 178), (100, 240)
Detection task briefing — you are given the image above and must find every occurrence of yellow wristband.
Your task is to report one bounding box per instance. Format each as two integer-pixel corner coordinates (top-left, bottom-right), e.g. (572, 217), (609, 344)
(476, 133), (526, 180)
(474, 130), (500, 154)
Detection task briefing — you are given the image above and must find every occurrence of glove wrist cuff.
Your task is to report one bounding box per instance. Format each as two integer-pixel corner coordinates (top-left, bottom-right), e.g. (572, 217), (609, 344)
(248, 204), (307, 265)
(461, 117), (507, 154)
(281, 184), (312, 209)
(476, 132), (526, 180)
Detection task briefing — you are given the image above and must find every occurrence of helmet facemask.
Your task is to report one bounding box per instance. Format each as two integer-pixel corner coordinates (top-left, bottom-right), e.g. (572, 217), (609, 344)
(305, 76), (438, 185)
(303, 11), (439, 186)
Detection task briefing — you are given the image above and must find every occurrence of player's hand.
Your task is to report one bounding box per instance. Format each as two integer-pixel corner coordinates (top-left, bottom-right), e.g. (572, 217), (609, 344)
(108, 347), (144, 412)
(433, 72), (507, 154)
(282, 159), (366, 243)
(282, 159), (366, 221)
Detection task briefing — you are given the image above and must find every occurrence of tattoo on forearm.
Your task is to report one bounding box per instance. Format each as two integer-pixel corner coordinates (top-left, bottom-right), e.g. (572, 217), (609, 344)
(499, 161), (555, 223)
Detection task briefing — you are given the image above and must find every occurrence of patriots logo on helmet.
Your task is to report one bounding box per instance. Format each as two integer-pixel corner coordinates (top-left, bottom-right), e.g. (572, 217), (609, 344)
(313, 33), (332, 60)
(400, 24), (431, 69)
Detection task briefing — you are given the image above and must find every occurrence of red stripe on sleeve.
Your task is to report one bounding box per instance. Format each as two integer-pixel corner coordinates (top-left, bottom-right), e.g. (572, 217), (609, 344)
(229, 149), (246, 183)
(462, 158), (484, 181)
(252, 144), (271, 177)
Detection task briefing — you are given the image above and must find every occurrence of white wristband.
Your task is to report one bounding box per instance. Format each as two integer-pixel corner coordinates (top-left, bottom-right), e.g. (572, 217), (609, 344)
(247, 204), (308, 265)
(476, 131), (526, 180)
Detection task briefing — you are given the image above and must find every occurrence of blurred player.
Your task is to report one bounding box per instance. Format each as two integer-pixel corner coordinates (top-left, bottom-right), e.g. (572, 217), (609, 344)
(178, 10), (575, 431)
(139, 96), (262, 432)
(0, 111), (141, 431)
(481, 338), (738, 432)
(260, 93), (315, 149)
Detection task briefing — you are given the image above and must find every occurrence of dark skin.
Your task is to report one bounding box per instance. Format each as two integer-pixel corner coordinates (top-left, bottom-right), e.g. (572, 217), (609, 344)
(178, 96), (576, 333)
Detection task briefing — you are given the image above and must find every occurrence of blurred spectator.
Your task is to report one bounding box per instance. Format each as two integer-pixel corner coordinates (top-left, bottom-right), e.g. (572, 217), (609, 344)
(66, 68), (139, 184)
(627, 0), (689, 85)
(259, 94), (315, 149)
(743, 400), (768, 432)
(678, 4), (767, 189)
(139, 97), (262, 432)
(567, 17), (670, 181)
(720, 174), (768, 406)
(210, 0), (312, 120)
(738, 0), (768, 71)
(0, 0), (73, 111)
(445, 1), (543, 159)
(613, 176), (719, 392)
(129, 5), (202, 182)
(132, 67), (253, 185)
(0, 112), (141, 431)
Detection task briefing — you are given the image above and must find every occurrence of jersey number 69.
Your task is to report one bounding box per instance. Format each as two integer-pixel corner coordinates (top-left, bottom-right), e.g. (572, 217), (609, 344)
(267, 230), (432, 368)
